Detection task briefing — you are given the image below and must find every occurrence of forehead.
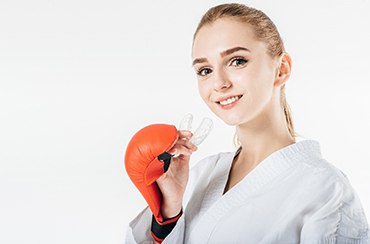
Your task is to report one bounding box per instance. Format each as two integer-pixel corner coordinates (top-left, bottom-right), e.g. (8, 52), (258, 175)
(192, 18), (266, 58)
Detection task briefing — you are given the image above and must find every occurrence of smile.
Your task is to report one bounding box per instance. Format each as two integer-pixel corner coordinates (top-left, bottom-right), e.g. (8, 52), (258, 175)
(218, 95), (242, 105)
(216, 95), (243, 109)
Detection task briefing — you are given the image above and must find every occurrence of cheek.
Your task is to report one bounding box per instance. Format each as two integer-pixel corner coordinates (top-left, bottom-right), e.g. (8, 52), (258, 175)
(232, 64), (274, 106)
(197, 81), (210, 103)
(248, 71), (275, 110)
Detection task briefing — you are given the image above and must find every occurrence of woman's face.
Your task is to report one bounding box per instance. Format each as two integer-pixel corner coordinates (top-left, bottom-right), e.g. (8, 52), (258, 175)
(192, 18), (281, 126)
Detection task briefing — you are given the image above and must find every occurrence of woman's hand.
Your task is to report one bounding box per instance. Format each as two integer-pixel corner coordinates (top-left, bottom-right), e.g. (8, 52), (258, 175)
(156, 130), (197, 219)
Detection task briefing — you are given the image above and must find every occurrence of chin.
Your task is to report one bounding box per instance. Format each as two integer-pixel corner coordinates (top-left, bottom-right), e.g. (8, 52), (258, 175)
(206, 105), (238, 125)
(223, 118), (242, 126)
(216, 112), (244, 126)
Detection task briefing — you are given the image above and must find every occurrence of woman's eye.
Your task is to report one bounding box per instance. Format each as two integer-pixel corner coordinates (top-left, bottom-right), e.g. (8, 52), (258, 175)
(197, 68), (212, 77)
(230, 57), (248, 67)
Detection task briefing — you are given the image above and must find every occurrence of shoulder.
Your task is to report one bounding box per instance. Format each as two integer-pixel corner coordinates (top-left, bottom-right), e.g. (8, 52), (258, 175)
(287, 140), (356, 194)
(288, 138), (369, 241)
(302, 156), (361, 203)
(298, 154), (364, 215)
(299, 157), (370, 242)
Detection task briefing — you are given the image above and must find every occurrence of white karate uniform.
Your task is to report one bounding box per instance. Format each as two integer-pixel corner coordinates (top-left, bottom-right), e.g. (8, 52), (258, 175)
(126, 139), (369, 243)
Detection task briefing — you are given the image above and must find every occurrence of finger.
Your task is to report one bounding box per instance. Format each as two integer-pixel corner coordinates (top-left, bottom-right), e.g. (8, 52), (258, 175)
(168, 139), (197, 156)
(168, 144), (194, 156)
(176, 138), (198, 151)
(178, 130), (193, 139)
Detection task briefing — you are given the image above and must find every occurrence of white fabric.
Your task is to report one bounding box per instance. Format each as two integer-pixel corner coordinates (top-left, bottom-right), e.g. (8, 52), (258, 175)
(125, 139), (369, 244)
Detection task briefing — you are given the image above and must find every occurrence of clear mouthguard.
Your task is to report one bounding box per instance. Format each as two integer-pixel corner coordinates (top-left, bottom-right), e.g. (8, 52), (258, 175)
(179, 113), (213, 146)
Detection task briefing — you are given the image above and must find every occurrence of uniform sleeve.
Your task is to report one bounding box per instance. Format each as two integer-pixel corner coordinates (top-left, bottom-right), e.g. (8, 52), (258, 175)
(300, 172), (370, 244)
(125, 206), (185, 244)
(124, 154), (220, 244)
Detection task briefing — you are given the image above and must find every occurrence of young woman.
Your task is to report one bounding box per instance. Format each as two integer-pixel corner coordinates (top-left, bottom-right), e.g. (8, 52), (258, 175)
(126, 3), (369, 243)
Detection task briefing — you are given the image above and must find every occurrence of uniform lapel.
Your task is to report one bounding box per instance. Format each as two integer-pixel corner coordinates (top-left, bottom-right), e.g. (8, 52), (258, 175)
(187, 140), (321, 243)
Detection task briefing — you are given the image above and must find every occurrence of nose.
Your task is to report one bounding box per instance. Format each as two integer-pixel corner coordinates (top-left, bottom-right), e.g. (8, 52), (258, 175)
(213, 68), (232, 91)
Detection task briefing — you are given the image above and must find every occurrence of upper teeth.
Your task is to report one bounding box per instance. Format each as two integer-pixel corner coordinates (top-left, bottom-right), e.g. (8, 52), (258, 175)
(219, 95), (240, 105)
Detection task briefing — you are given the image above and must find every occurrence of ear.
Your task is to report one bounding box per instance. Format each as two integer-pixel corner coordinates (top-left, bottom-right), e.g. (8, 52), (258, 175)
(274, 52), (292, 88)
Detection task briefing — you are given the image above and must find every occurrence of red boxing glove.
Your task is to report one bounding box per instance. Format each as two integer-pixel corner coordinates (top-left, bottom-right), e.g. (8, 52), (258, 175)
(124, 124), (179, 223)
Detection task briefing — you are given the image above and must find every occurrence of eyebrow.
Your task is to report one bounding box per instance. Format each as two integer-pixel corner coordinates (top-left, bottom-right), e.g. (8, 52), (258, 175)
(192, 46), (251, 66)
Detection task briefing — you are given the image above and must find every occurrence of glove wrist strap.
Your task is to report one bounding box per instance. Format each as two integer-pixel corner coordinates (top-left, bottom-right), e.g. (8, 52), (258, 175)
(151, 209), (183, 243)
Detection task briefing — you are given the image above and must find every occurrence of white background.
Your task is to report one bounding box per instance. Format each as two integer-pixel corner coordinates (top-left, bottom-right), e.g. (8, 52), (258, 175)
(0, 0), (369, 243)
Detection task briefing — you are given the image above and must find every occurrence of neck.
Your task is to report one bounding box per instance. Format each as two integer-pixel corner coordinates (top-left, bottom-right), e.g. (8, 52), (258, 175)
(235, 96), (295, 167)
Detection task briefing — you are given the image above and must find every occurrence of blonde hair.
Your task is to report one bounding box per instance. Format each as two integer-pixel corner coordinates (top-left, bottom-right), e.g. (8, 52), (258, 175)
(192, 3), (296, 147)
